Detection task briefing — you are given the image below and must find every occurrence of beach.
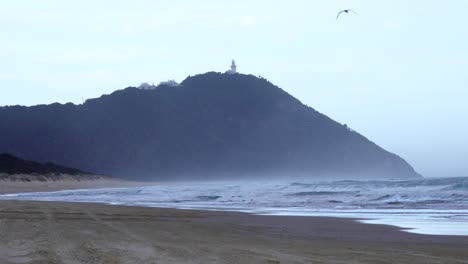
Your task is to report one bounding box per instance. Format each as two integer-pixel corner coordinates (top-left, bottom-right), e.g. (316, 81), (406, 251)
(1, 197), (468, 264)
(0, 177), (154, 194)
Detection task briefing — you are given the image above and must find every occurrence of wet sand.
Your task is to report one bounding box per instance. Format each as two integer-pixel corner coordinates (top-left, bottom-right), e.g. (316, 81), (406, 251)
(0, 200), (467, 264)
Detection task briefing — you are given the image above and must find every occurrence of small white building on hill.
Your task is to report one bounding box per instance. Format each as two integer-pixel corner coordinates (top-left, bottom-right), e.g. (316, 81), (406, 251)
(226, 60), (237, 74)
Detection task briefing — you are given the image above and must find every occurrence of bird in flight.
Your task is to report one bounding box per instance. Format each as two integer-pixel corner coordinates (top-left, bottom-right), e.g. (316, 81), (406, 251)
(336, 9), (358, 20)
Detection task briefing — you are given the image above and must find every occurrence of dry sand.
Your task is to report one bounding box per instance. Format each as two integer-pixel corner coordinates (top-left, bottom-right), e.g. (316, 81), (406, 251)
(0, 178), (155, 194)
(0, 199), (467, 264)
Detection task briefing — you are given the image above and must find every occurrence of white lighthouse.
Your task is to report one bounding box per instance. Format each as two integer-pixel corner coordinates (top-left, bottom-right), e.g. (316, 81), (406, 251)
(226, 59), (237, 74)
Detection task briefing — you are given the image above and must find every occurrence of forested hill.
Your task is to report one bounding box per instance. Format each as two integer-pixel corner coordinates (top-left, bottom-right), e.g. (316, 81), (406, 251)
(0, 72), (420, 180)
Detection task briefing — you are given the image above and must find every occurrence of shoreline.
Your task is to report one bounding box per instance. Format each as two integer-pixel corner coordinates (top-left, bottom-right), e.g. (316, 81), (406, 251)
(1, 200), (467, 264)
(2, 194), (468, 244)
(2, 181), (468, 239)
(2, 181), (468, 263)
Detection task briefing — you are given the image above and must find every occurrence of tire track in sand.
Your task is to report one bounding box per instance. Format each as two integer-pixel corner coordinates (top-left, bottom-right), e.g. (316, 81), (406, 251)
(0, 205), (38, 264)
(0, 207), (5, 232)
(42, 207), (81, 264)
(0, 205), (11, 236)
(42, 207), (127, 264)
(82, 209), (172, 263)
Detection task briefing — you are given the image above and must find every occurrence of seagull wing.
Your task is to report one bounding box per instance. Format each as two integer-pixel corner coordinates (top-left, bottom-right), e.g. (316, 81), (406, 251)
(336, 10), (345, 20)
(348, 9), (359, 15)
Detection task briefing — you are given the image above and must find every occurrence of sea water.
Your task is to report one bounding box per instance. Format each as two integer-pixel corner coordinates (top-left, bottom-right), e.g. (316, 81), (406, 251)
(1, 177), (468, 236)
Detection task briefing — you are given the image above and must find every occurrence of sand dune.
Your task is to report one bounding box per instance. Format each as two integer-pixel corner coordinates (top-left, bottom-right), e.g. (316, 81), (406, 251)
(0, 174), (153, 194)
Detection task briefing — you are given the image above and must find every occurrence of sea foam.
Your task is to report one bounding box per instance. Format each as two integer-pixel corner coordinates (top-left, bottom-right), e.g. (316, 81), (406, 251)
(1, 177), (468, 235)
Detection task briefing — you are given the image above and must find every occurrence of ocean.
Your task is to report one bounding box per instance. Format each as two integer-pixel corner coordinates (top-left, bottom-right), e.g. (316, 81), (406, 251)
(2, 177), (467, 236)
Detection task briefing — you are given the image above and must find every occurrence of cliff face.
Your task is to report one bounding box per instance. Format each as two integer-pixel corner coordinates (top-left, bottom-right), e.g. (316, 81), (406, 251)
(0, 72), (420, 180)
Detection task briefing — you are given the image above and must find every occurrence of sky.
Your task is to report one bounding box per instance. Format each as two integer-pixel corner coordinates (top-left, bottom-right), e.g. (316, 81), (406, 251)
(1, 0), (467, 177)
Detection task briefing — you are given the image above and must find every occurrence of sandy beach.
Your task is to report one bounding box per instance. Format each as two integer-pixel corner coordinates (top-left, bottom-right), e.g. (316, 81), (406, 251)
(0, 196), (467, 264)
(0, 178), (155, 194)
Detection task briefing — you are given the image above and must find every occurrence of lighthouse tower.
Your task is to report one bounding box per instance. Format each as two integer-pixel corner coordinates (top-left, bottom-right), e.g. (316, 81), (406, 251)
(230, 60), (237, 73)
(226, 59), (237, 74)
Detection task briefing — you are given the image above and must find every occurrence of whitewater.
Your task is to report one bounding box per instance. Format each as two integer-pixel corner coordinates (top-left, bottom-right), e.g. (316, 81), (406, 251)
(1, 177), (467, 236)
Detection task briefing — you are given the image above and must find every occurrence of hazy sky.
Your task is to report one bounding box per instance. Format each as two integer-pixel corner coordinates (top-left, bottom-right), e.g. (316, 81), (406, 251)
(1, 1), (467, 177)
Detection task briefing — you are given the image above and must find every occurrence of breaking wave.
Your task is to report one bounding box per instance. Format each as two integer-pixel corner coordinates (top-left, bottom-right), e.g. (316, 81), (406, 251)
(2, 176), (468, 236)
(2, 176), (467, 211)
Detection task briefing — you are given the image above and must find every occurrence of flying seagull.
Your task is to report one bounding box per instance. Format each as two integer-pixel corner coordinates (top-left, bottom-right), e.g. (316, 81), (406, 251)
(336, 9), (358, 20)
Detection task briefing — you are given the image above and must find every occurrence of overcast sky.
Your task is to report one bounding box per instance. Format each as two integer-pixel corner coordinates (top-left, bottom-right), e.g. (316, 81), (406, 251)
(1, 0), (467, 177)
